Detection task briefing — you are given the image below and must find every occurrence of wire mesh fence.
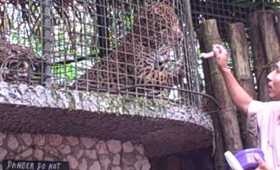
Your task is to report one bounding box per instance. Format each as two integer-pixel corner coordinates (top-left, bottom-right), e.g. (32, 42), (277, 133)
(1, 0), (247, 109)
(191, 0), (253, 40)
(191, 0), (280, 97)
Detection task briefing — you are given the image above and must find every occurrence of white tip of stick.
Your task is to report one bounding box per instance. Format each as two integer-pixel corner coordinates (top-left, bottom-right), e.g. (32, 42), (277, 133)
(200, 51), (214, 59)
(224, 151), (244, 170)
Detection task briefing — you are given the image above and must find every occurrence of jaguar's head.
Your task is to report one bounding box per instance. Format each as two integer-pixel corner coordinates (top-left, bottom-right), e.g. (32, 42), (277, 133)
(0, 40), (45, 84)
(133, 1), (183, 48)
(1, 56), (44, 83)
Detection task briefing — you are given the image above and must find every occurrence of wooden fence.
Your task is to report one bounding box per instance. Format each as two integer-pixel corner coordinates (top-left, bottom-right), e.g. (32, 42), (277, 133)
(197, 10), (280, 170)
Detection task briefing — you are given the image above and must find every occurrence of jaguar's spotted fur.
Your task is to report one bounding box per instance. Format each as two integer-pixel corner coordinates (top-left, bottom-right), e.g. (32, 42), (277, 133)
(0, 39), (45, 84)
(74, 2), (184, 94)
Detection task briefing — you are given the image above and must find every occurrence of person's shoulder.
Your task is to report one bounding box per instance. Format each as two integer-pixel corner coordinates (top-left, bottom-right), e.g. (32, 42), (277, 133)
(248, 100), (265, 114)
(250, 100), (280, 106)
(248, 100), (280, 114)
(266, 100), (280, 110)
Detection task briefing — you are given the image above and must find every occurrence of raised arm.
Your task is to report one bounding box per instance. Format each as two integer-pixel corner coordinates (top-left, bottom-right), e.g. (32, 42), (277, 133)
(212, 44), (253, 114)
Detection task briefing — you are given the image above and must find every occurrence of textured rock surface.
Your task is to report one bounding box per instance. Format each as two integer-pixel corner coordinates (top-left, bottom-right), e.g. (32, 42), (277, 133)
(0, 82), (212, 130)
(0, 132), (150, 170)
(0, 82), (213, 156)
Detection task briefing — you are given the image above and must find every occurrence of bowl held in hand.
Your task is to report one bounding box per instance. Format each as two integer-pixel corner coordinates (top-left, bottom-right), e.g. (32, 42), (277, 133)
(235, 148), (265, 170)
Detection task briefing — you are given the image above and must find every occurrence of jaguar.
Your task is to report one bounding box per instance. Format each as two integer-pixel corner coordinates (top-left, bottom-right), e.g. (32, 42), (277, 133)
(0, 39), (45, 84)
(73, 1), (184, 95)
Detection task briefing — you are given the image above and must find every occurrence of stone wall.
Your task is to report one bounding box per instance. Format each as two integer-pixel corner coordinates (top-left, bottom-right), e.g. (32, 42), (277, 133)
(0, 82), (212, 131)
(0, 81), (213, 157)
(0, 132), (151, 170)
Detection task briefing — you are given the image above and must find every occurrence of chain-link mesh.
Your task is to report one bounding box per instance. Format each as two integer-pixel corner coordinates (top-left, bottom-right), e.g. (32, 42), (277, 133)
(190, 0), (259, 99)
(0, 0), (229, 109)
(191, 0), (253, 40)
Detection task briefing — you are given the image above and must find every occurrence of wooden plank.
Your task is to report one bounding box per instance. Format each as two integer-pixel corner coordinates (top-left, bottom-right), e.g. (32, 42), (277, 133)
(228, 22), (258, 148)
(198, 19), (243, 170)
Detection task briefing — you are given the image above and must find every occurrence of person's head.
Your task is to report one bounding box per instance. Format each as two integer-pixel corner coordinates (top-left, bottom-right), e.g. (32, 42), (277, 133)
(267, 60), (280, 100)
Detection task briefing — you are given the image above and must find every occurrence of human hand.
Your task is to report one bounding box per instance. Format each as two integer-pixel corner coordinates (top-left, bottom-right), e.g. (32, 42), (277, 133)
(212, 44), (229, 71)
(255, 154), (271, 170)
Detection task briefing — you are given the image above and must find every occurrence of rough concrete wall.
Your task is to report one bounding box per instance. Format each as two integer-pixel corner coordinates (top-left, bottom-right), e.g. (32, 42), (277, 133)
(0, 82), (212, 131)
(0, 132), (150, 170)
(0, 81), (213, 158)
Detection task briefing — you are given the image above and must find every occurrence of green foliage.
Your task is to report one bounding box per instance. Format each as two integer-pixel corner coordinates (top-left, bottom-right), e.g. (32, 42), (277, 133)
(2, 0), (138, 83)
(123, 13), (134, 32)
(52, 64), (77, 80)
(9, 31), (43, 56)
(109, 7), (135, 48)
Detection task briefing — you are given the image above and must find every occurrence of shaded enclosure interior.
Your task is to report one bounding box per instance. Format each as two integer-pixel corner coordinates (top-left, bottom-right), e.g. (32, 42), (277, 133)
(0, 0), (206, 108)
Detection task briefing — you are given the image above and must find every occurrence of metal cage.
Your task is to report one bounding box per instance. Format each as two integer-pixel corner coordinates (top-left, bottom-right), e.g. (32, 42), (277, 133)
(190, 0), (260, 40)
(0, 0), (205, 107)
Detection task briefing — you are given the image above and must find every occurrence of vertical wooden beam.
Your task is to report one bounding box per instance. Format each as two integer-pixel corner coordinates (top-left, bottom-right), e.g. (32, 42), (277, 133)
(228, 22), (258, 148)
(198, 19), (225, 170)
(259, 10), (280, 66)
(198, 19), (243, 151)
(274, 11), (280, 43)
(249, 10), (280, 101)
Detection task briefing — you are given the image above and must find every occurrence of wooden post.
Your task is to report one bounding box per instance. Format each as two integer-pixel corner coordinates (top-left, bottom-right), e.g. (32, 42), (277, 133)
(249, 10), (280, 101)
(198, 19), (243, 152)
(228, 23), (258, 148)
(199, 40), (225, 170)
(197, 25), (225, 169)
(274, 11), (280, 43)
(259, 10), (280, 66)
(249, 12), (269, 101)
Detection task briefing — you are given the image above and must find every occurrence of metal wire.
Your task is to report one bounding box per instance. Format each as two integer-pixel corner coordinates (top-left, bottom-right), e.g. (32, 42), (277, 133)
(191, 0), (253, 40)
(0, 0), (254, 110)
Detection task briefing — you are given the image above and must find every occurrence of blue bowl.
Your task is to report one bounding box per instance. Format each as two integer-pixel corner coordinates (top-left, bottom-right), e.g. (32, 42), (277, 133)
(235, 148), (265, 170)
